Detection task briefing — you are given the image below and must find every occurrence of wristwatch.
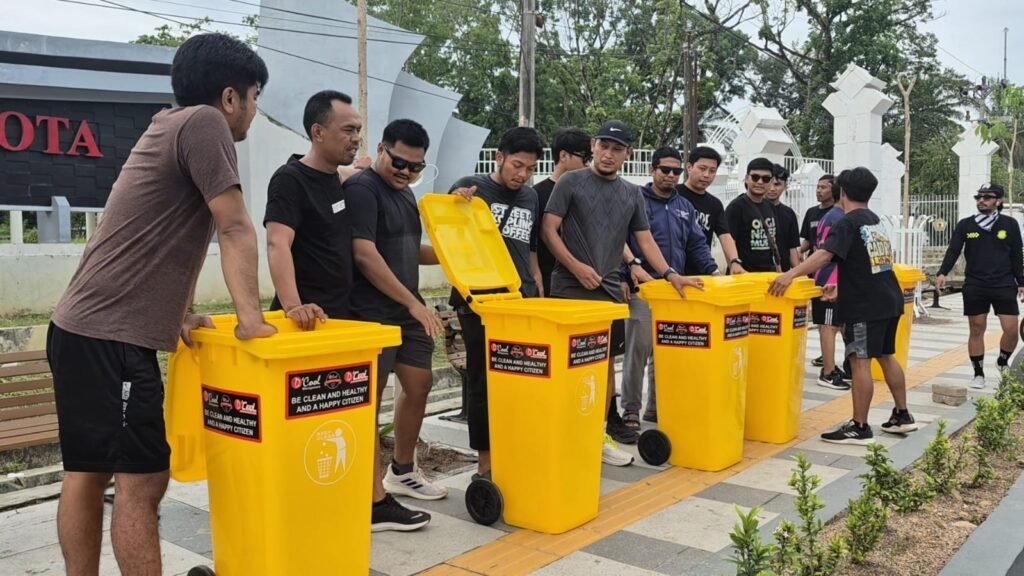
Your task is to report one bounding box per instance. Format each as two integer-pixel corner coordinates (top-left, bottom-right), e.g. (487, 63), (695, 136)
(729, 258), (743, 267)
(662, 267), (679, 279)
(628, 257), (643, 267)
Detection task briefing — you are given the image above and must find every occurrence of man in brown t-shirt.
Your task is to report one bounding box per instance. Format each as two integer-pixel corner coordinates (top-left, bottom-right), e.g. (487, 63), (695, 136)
(47, 33), (275, 576)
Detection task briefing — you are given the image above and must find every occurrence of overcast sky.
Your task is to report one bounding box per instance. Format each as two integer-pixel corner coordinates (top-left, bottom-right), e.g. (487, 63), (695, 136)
(3, 0), (1021, 86)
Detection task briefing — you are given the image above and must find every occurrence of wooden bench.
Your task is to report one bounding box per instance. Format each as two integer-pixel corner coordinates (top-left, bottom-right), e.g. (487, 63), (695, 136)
(0, 350), (59, 452)
(436, 304), (468, 423)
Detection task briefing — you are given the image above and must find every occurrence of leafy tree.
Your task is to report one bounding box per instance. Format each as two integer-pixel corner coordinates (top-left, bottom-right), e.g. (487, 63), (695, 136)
(979, 85), (1024, 206)
(132, 15), (258, 48)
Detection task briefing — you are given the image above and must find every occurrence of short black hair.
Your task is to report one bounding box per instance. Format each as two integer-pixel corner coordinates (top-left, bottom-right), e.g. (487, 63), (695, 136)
(551, 128), (591, 165)
(171, 33), (269, 107)
(688, 146), (722, 166)
(747, 157), (774, 174)
(498, 127), (545, 158)
(652, 147), (683, 167)
(382, 118), (430, 151)
(832, 171), (846, 203)
(837, 167), (878, 202)
(772, 163), (790, 181)
(819, 174), (835, 183)
(302, 90), (353, 138)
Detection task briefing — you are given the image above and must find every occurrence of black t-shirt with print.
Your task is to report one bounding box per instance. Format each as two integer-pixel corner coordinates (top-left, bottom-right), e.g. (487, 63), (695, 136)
(725, 194), (778, 272)
(801, 205), (828, 251)
(532, 177), (557, 296)
(822, 208), (903, 323)
(263, 155), (353, 319)
(677, 184), (729, 247)
(774, 202), (801, 272)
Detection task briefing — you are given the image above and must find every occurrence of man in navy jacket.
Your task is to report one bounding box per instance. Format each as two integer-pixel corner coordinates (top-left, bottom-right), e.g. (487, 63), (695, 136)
(618, 147), (719, 427)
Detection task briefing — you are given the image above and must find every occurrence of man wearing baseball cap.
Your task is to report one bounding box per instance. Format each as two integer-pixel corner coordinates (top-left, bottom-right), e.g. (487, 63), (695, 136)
(937, 182), (1024, 388)
(543, 120), (701, 466)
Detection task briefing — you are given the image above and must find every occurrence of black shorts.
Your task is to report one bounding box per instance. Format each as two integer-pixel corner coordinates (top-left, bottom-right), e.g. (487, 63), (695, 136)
(843, 317), (899, 360)
(378, 322), (435, 375)
(962, 284), (1019, 317)
(811, 297), (840, 326)
(46, 323), (170, 474)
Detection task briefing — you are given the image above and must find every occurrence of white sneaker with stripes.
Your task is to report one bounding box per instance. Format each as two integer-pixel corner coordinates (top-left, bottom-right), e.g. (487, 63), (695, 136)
(383, 465), (449, 500)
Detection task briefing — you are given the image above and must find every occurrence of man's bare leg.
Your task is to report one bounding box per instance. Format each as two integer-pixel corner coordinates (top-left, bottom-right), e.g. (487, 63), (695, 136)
(110, 471), (169, 576)
(58, 471), (111, 576)
(849, 355), (874, 425)
(391, 363), (433, 466)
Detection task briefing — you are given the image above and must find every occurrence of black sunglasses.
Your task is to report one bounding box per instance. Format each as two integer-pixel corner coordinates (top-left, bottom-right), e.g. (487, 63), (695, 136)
(569, 151), (593, 164)
(974, 194), (999, 201)
(748, 174), (773, 183)
(655, 166), (684, 176)
(384, 145), (427, 173)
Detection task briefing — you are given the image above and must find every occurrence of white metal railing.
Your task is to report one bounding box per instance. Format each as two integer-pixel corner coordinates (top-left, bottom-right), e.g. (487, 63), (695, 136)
(476, 148), (655, 178)
(0, 203), (102, 244)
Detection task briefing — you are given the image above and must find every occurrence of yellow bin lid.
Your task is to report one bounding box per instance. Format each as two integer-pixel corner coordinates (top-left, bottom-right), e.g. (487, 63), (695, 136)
(476, 298), (628, 325)
(892, 264), (926, 285)
(741, 272), (822, 300)
(419, 193), (522, 304)
(190, 313), (401, 360)
(638, 276), (764, 307)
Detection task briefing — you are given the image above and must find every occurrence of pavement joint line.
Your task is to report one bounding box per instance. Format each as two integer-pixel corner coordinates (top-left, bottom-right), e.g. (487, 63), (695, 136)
(419, 329), (1002, 576)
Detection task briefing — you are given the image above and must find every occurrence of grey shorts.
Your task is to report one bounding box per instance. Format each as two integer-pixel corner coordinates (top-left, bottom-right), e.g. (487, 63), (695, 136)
(843, 317), (899, 359)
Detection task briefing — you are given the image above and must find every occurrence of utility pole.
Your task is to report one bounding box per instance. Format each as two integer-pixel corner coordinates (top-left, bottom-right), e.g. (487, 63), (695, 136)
(1005, 27), (1009, 83)
(518, 0), (536, 127)
(357, 0), (369, 156)
(897, 74), (917, 261)
(681, 31), (699, 153)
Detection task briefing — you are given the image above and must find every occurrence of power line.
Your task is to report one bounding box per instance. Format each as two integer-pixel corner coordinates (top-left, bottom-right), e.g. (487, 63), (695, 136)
(936, 44), (985, 78)
(677, 0), (786, 65)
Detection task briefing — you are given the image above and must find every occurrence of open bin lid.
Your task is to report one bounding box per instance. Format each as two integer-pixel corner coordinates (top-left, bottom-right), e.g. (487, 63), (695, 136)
(475, 298), (628, 325)
(638, 276), (764, 307)
(740, 272), (822, 301)
(419, 193), (522, 305)
(190, 313), (401, 360)
(892, 264), (927, 285)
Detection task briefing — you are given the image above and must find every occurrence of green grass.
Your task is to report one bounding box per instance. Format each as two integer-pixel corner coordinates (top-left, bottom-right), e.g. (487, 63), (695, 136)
(0, 312), (53, 328)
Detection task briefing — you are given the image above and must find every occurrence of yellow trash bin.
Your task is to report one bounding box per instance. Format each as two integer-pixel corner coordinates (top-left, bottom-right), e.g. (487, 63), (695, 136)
(871, 264), (926, 380)
(419, 194), (627, 534)
(741, 273), (822, 444)
(167, 313), (400, 576)
(637, 277), (763, 471)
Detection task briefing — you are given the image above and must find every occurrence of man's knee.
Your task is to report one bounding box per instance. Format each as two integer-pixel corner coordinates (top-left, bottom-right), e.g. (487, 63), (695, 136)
(113, 472), (169, 508)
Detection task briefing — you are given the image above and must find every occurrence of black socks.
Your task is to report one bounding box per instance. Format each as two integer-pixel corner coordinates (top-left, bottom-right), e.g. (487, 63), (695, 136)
(391, 460), (414, 475)
(971, 354), (985, 377)
(998, 349), (1014, 367)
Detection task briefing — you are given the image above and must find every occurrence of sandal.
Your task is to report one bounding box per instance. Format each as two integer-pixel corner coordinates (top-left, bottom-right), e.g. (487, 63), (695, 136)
(622, 410), (641, 430)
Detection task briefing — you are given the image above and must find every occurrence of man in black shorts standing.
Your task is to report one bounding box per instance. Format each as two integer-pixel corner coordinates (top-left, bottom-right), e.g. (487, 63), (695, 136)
(533, 128), (591, 295)
(677, 146), (745, 275)
(770, 167), (919, 444)
(448, 127), (545, 478)
(346, 119), (449, 505)
(937, 183), (1024, 389)
(47, 34), (275, 575)
(543, 120), (700, 466)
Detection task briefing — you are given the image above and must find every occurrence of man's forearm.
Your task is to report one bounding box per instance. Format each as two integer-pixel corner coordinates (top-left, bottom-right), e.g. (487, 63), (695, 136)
(529, 251), (543, 296)
(218, 222), (263, 322)
(267, 243), (302, 311)
(720, 233), (739, 262)
(787, 249), (832, 278)
(637, 232), (671, 275)
(542, 221), (582, 270)
(419, 243), (439, 265)
(355, 244), (421, 309)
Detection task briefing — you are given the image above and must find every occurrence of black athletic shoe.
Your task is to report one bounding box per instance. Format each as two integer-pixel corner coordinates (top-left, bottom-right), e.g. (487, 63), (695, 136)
(880, 408), (919, 434)
(821, 420), (874, 445)
(371, 494), (431, 532)
(817, 369), (851, 390)
(606, 417), (639, 445)
(841, 359), (852, 381)
(811, 355), (824, 367)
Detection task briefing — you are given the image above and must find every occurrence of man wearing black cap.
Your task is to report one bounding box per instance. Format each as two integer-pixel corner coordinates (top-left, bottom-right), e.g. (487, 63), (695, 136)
(533, 128), (592, 296)
(937, 183), (1024, 389)
(543, 120), (701, 466)
(725, 157), (782, 272)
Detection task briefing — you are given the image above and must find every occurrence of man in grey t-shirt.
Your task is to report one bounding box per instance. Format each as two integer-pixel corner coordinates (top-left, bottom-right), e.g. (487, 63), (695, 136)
(543, 120), (700, 466)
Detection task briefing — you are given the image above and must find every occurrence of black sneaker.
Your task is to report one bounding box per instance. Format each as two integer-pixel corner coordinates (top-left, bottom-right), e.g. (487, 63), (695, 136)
(371, 494), (431, 532)
(817, 369), (851, 390)
(880, 408), (919, 434)
(841, 359), (853, 381)
(821, 420), (874, 445)
(811, 355), (824, 367)
(606, 417), (639, 445)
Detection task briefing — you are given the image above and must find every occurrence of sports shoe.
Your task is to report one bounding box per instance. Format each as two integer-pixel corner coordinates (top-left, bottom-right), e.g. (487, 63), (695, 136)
(642, 410), (658, 423)
(606, 416), (639, 445)
(837, 364), (852, 382)
(970, 375), (986, 390)
(817, 369), (851, 390)
(622, 410), (641, 430)
(383, 465), (449, 501)
(821, 420), (875, 445)
(371, 494), (431, 532)
(602, 433), (634, 466)
(880, 408), (919, 434)
(811, 355), (824, 367)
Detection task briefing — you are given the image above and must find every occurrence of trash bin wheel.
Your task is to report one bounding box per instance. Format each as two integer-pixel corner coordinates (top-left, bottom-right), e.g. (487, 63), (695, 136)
(465, 477), (503, 526)
(187, 566), (215, 576)
(638, 429), (671, 466)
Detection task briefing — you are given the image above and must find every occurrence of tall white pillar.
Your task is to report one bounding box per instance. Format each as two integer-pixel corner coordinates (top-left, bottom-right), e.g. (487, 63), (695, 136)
(952, 123), (1000, 223)
(878, 144), (904, 218)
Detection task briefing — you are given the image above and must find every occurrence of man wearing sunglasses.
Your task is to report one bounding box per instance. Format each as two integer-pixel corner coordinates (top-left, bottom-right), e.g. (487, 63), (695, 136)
(937, 183), (1024, 389)
(533, 128), (592, 296)
(766, 164), (802, 272)
(543, 120), (702, 466)
(345, 119), (450, 511)
(619, 147), (719, 429)
(725, 157), (782, 272)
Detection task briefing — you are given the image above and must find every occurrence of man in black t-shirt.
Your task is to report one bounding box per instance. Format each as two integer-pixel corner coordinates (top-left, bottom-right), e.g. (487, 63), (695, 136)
(767, 163), (801, 272)
(725, 157), (781, 272)
(771, 167), (920, 445)
(265, 94), (431, 532)
(801, 174), (836, 258)
(346, 119), (451, 511)
(447, 127), (545, 477)
(677, 146), (745, 275)
(936, 183), (1024, 389)
(533, 128), (591, 296)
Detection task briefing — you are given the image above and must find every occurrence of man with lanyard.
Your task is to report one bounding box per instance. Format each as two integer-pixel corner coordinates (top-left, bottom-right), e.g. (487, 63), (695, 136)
(725, 157), (782, 272)
(677, 146), (745, 275)
(543, 120), (701, 466)
(767, 164), (801, 271)
(618, 147), (719, 429)
(812, 173), (851, 391)
(801, 174), (837, 260)
(346, 119), (450, 516)
(447, 127), (545, 478)
(937, 183), (1024, 389)
(533, 128), (591, 296)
